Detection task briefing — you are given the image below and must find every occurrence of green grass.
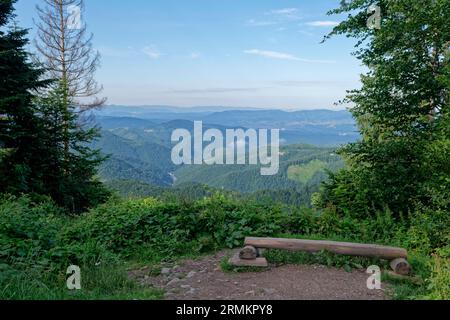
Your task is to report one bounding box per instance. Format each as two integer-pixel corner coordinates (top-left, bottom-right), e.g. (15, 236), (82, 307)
(0, 263), (163, 300)
(287, 160), (328, 184)
(264, 249), (389, 273)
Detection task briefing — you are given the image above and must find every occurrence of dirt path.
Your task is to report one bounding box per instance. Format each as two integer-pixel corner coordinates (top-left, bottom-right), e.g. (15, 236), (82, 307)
(132, 250), (388, 300)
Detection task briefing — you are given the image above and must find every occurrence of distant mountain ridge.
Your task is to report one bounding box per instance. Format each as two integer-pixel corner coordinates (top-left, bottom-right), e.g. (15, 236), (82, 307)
(96, 105), (266, 116)
(94, 106), (359, 147)
(95, 105), (353, 123)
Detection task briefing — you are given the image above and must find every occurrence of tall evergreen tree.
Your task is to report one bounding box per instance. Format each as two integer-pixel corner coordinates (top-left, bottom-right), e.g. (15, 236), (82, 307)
(0, 0), (50, 194)
(318, 0), (449, 216)
(35, 83), (110, 213)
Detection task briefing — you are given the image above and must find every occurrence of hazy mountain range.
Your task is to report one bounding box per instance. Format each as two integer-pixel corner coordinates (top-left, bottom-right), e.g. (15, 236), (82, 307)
(94, 105), (359, 147)
(92, 105), (358, 204)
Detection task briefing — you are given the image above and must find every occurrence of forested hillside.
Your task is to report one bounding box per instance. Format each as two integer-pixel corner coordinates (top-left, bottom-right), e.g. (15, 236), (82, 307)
(174, 144), (342, 192)
(93, 120), (344, 206)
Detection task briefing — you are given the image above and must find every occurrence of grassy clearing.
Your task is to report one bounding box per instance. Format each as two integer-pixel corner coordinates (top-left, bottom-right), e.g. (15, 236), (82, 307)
(287, 160), (328, 184)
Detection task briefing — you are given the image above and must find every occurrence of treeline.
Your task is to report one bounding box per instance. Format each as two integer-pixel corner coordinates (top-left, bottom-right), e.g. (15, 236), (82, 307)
(106, 179), (317, 207)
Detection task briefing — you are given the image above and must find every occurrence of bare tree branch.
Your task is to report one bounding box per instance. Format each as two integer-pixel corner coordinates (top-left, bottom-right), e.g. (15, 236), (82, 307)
(34, 0), (106, 110)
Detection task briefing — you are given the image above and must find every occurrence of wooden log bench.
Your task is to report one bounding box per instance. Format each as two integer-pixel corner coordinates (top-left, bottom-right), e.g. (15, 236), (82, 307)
(229, 237), (411, 275)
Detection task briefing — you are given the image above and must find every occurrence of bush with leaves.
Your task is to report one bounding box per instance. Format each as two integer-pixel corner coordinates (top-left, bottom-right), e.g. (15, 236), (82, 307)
(0, 195), (64, 269)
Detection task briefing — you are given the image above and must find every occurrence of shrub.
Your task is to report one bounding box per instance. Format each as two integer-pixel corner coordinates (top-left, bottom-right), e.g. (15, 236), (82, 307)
(193, 194), (285, 247)
(60, 194), (287, 257)
(426, 246), (450, 300)
(0, 195), (64, 269)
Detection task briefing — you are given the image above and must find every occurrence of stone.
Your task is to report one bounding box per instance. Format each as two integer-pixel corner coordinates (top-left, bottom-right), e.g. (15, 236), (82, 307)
(161, 268), (171, 275)
(187, 288), (196, 295)
(264, 288), (276, 295)
(229, 252), (268, 267)
(239, 246), (258, 260)
(166, 278), (180, 286)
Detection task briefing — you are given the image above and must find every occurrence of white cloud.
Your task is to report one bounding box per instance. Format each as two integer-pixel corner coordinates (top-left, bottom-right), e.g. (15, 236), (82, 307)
(142, 46), (162, 59)
(247, 7), (301, 27)
(244, 49), (299, 61)
(305, 21), (339, 27)
(268, 8), (301, 20)
(246, 19), (277, 27)
(270, 8), (298, 16)
(244, 49), (335, 64)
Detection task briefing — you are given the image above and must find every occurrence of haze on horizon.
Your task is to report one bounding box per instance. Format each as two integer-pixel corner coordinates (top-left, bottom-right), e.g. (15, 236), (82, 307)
(16, 0), (363, 110)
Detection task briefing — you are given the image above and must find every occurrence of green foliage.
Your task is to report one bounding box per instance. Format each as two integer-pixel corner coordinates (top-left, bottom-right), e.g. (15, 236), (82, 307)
(61, 194), (286, 258)
(0, 2), (109, 213)
(264, 249), (386, 273)
(318, 0), (450, 217)
(105, 180), (217, 202)
(0, 263), (163, 300)
(0, 192), (448, 300)
(0, 0), (51, 196)
(32, 85), (111, 213)
(0, 195), (64, 269)
(426, 246), (450, 300)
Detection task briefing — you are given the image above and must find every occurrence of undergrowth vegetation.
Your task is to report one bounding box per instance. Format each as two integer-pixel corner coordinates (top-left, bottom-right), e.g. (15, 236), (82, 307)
(1, 193), (448, 300)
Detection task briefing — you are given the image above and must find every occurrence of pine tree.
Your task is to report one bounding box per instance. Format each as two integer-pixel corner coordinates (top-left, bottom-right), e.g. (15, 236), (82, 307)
(35, 83), (110, 213)
(0, 0), (50, 194)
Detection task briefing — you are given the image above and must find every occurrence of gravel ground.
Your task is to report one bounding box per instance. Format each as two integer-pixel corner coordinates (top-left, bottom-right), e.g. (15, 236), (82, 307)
(131, 250), (388, 300)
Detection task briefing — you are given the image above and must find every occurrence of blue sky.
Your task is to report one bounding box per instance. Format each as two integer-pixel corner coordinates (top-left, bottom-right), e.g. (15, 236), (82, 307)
(15, 0), (363, 109)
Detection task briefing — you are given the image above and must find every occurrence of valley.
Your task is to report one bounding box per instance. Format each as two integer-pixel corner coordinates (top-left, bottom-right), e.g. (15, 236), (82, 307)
(92, 106), (353, 206)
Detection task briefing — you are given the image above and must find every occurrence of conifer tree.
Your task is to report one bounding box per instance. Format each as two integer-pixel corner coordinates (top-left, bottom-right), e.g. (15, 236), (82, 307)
(0, 0), (50, 194)
(35, 83), (110, 212)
